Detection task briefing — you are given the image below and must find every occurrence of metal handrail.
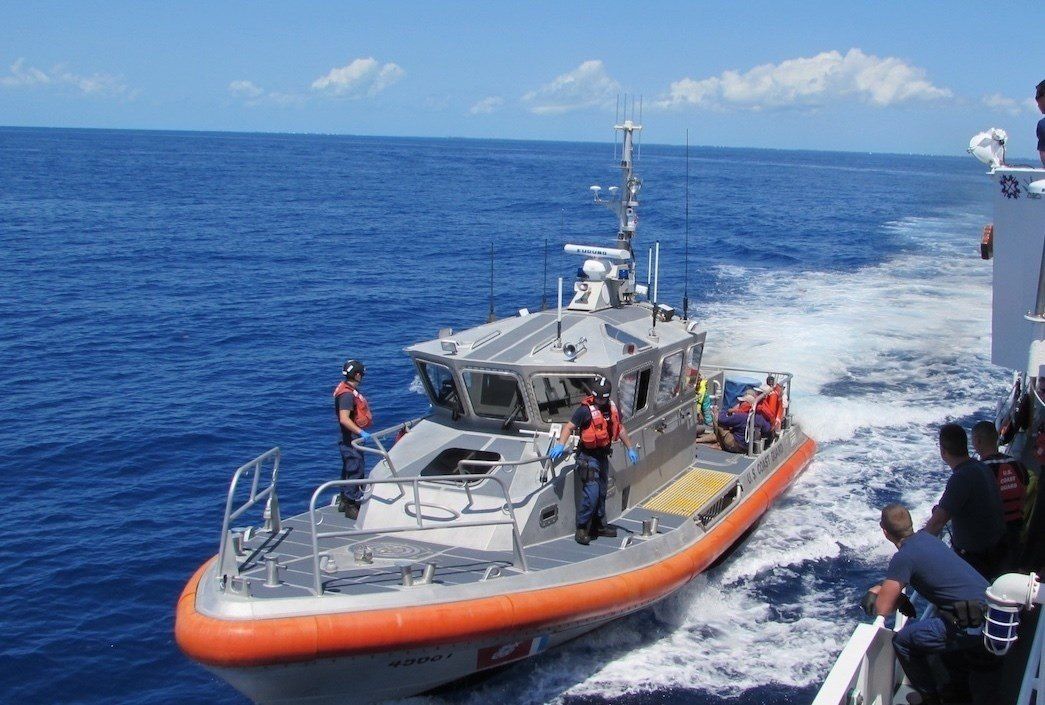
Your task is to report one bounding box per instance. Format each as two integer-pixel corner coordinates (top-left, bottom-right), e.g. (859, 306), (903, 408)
(1017, 599), (1045, 705)
(307, 473), (529, 595)
(350, 413), (431, 477)
(216, 447), (280, 582)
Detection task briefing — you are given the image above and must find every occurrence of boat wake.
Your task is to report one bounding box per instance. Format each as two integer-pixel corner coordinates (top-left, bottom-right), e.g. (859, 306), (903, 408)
(403, 210), (1007, 704)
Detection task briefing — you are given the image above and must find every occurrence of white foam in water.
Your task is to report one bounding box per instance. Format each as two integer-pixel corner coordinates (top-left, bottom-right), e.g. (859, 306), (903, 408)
(408, 212), (1010, 704)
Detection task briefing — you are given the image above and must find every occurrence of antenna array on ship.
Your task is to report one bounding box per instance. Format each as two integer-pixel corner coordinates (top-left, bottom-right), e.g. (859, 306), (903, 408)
(565, 117), (643, 312)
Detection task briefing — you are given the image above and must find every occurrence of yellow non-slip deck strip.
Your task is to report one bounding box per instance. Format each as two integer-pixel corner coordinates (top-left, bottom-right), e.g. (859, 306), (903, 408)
(642, 467), (737, 517)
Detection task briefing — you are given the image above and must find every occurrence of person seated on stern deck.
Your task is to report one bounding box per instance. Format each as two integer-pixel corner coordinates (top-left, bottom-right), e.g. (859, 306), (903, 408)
(755, 374), (787, 436)
(714, 388), (770, 454)
(864, 503), (998, 705)
(971, 419), (1030, 572)
(923, 423), (1006, 581)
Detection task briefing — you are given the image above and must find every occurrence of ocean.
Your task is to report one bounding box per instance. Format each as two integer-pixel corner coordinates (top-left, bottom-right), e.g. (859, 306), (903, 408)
(0, 126), (1004, 704)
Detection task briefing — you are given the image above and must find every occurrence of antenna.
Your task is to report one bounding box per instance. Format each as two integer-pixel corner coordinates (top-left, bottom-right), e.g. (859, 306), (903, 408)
(541, 234), (549, 310)
(683, 129), (690, 321)
(556, 277), (564, 347)
(647, 247), (652, 290)
(637, 95), (643, 161)
(487, 240), (496, 323)
(653, 240), (660, 303)
(614, 94), (620, 163)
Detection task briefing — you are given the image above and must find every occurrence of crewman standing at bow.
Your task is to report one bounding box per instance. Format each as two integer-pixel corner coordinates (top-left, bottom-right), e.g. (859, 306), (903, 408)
(334, 359), (373, 520)
(549, 377), (639, 545)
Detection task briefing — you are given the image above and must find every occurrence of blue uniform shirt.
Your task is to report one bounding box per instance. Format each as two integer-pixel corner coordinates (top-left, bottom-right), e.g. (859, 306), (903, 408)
(1038, 116), (1045, 152)
(886, 531), (988, 607)
(335, 388), (358, 444)
(939, 458), (1005, 553)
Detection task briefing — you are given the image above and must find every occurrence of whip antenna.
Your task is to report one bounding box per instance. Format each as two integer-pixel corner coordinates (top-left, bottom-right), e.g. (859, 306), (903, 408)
(683, 129), (690, 321)
(541, 230), (551, 310)
(487, 240), (496, 323)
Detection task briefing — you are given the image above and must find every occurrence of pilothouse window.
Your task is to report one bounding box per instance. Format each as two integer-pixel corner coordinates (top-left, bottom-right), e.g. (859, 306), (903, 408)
(618, 367), (651, 419)
(416, 360), (464, 414)
(656, 351), (684, 405)
(533, 375), (599, 423)
(462, 370), (528, 422)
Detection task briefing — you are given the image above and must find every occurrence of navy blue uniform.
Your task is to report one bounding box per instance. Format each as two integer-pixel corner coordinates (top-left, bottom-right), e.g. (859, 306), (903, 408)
(335, 388), (365, 503)
(570, 404), (612, 528)
(939, 458), (1005, 579)
(1037, 116), (1045, 152)
(887, 531), (990, 700)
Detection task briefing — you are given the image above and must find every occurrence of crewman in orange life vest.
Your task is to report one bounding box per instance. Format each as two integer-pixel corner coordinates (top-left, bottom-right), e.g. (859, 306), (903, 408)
(549, 377), (640, 545)
(334, 359), (373, 520)
(972, 419), (1030, 571)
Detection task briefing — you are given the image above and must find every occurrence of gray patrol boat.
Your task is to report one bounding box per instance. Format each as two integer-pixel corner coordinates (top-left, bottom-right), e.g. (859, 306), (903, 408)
(176, 119), (817, 704)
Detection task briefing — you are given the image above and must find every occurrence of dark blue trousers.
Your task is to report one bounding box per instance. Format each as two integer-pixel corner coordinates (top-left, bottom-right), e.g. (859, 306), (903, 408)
(338, 441), (366, 503)
(576, 451), (609, 528)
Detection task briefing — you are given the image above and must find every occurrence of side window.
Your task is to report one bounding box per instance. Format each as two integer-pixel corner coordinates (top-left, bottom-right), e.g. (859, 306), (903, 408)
(416, 360), (464, 414)
(618, 367), (651, 419)
(685, 343), (704, 389)
(656, 351), (684, 406)
(532, 375), (599, 423)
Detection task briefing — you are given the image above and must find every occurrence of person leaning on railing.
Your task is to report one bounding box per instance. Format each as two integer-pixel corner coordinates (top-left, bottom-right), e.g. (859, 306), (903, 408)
(863, 503), (999, 705)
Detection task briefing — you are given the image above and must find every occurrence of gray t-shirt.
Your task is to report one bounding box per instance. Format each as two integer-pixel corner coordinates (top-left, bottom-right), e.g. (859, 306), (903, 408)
(939, 458), (1005, 552)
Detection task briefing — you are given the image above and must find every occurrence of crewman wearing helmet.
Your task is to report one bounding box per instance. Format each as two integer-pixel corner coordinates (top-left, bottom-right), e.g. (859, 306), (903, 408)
(549, 377), (640, 545)
(333, 359), (373, 520)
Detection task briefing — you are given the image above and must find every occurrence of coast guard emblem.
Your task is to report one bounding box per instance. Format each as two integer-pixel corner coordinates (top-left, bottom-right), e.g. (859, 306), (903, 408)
(1001, 175), (1021, 199)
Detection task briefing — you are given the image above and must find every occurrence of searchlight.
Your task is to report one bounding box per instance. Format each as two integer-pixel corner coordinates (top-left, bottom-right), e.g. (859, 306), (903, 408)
(968, 128), (1008, 168)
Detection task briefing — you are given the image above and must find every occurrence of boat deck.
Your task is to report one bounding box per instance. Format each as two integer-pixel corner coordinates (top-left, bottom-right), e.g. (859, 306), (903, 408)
(230, 443), (761, 600)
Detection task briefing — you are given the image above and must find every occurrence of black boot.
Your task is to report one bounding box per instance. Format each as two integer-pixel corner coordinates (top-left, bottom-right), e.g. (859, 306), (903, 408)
(594, 519), (617, 538)
(574, 527), (591, 545)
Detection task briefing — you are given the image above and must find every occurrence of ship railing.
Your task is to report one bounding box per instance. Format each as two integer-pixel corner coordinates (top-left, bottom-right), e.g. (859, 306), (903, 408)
(353, 416), (557, 490)
(349, 413), (431, 477)
(216, 447), (281, 583)
(699, 366), (794, 456)
(812, 592), (926, 705)
(307, 473), (529, 596)
(1017, 597), (1045, 705)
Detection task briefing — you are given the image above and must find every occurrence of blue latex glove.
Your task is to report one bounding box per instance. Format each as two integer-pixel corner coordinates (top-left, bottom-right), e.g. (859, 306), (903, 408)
(359, 430), (373, 443)
(627, 448), (639, 465)
(548, 443), (566, 461)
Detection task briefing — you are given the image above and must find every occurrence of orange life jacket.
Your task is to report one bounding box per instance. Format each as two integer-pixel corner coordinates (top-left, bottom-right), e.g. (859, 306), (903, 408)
(982, 454), (1028, 525)
(578, 397), (620, 449)
(333, 381), (373, 429)
(756, 386), (784, 425)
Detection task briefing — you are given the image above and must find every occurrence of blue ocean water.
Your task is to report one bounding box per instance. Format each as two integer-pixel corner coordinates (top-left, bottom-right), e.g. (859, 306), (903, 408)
(0, 126), (1000, 705)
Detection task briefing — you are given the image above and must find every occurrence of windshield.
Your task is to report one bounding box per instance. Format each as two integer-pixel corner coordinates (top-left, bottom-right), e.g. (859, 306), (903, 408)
(532, 375), (599, 423)
(416, 360), (464, 414)
(462, 370), (528, 421)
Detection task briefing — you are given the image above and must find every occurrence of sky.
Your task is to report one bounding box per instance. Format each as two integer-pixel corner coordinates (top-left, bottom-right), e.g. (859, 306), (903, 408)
(1, 1), (1043, 156)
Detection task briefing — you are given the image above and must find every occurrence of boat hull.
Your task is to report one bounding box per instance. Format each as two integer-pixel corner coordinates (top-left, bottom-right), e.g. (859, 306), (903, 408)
(176, 437), (815, 703)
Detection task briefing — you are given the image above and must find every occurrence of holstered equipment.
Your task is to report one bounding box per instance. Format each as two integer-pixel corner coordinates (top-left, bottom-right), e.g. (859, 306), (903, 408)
(940, 600), (986, 630)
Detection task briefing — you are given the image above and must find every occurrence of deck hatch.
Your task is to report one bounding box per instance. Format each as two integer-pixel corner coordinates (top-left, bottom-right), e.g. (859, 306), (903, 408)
(642, 467), (737, 517)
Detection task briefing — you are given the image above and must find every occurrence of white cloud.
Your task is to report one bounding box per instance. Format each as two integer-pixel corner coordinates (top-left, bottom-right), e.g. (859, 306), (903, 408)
(0, 58), (129, 96)
(310, 57), (404, 97)
(981, 93), (1026, 116)
(228, 80), (305, 107)
(228, 80), (263, 99)
(469, 96), (504, 115)
(658, 49), (951, 111)
(523, 60), (620, 115)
